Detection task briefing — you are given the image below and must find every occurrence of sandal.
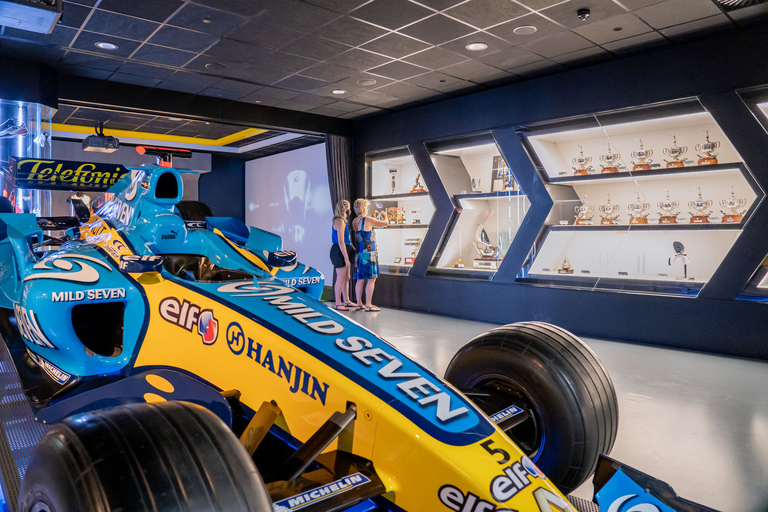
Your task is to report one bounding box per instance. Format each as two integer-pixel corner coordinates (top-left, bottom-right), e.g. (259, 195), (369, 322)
(355, 304), (365, 310)
(365, 306), (381, 312)
(343, 302), (356, 308)
(334, 304), (349, 311)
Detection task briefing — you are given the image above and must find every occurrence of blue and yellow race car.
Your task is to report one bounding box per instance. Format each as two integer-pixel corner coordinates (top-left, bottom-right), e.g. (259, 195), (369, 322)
(0, 151), (713, 512)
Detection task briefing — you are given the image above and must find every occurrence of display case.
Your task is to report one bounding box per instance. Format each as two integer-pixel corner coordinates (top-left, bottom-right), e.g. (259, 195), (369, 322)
(519, 101), (763, 295)
(365, 147), (435, 275)
(423, 134), (529, 278)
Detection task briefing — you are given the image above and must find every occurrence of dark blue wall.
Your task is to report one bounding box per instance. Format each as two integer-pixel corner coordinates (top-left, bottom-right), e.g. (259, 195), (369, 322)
(199, 155), (245, 222)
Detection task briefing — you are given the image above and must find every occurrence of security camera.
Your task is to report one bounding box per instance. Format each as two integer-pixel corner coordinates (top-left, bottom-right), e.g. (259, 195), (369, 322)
(577, 8), (590, 21)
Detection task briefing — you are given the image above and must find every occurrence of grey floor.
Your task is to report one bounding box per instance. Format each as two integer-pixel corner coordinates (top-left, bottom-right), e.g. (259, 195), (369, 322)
(341, 306), (768, 512)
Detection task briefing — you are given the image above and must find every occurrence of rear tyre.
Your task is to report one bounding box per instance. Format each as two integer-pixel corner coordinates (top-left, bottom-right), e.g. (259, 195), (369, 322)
(444, 322), (618, 495)
(176, 200), (213, 221)
(18, 401), (271, 512)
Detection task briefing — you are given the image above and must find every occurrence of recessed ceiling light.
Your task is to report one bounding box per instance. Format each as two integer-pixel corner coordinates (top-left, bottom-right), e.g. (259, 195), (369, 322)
(613, 26), (623, 31)
(203, 17), (213, 24)
(205, 62), (225, 70)
(465, 42), (488, 51)
(95, 42), (118, 50)
(357, 79), (377, 86)
(168, 117), (182, 121)
(513, 25), (537, 35)
(332, 89), (347, 95)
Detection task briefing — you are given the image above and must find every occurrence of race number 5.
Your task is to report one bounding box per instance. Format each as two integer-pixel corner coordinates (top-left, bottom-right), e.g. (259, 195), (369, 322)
(480, 439), (510, 465)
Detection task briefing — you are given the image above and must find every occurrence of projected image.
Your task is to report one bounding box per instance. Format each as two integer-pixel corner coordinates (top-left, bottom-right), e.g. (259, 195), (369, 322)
(245, 143), (333, 281)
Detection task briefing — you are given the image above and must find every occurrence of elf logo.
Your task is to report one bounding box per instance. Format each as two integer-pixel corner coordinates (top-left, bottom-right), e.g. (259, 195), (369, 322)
(159, 297), (218, 345)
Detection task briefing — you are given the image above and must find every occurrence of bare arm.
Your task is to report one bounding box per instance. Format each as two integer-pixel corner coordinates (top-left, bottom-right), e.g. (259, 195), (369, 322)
(365, 216), (389, 229)
(333, 218), (350, 266)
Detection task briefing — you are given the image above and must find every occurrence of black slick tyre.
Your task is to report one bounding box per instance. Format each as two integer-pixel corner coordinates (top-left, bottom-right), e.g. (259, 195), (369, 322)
(18, 401), (271, 512)
(444, 321), (618, 495)
(176, 200), (213, 221)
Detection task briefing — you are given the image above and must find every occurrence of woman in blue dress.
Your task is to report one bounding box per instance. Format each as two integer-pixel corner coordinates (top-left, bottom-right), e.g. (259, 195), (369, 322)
(330, 200), (354, 310)
(352, 198), (388, 311)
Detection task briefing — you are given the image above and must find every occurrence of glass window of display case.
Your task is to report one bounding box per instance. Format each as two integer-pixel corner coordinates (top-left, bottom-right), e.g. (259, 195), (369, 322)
(425, 133), (530, 278)
(365, 147), (434, 275)
(518, 100), (763, 296)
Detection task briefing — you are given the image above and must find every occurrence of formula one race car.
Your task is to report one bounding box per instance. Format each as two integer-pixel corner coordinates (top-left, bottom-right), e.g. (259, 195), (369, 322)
(0, 150), (713, 512)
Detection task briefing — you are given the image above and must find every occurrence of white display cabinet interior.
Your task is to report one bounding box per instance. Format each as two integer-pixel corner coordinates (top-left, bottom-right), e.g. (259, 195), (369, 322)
(365, 148), (434, 275)
(425, 134), (530, 278)
(519, 101), (763, 295)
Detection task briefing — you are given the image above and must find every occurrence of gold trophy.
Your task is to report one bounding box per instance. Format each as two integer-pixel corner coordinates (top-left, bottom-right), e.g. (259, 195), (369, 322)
(720, 186), (747, 223)
(688, 187), (713, 224)
(410, 173), (426, 193)
(695, 130), (720, 165)
(663, 135), (688, 168)
(599, 194), (621, 225)
(558, 256), (574, 274)
(627, 192), (650, 225)
(571, 145), (594, 176)
(574, 196), (593, 225)
(631, 139), (653, 171)
(657, 189), (680, 224)
(599, 143), (621, 173)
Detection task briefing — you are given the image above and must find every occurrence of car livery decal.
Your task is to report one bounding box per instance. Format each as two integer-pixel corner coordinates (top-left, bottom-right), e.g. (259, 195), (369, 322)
(272, 473), (370, 511)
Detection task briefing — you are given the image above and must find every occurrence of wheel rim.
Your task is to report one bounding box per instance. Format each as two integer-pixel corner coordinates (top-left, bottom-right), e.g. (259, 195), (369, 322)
(464, 376), (546, 462)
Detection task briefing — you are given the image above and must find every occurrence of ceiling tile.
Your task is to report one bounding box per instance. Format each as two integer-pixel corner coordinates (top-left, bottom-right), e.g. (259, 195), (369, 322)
(273, 74), (329, 91)
(280, 35), (351, 61)
(276, 93), (337, 108)
(60, 2), (93, 28)
(414, 0), (464, 10)
(205, 38), (267, 64)
(248, 87), (302, 100)
(347, 89), (402, 106)
(57, 64), (114, 80)
(59, 52), (124, 71)
(361, 33), (431, 58)
(600, 31), (670, 55)
(507, 58), (566, 78)
(374, 81), (436, 99)
(302, 0), (370, 14)
(132, 44), (197, 66)
(405, 70), (466, 90)
(230, 65), (293, 84)
(299, 62), (357, 82)
(440, 82), (485, 95)
(540, 0), (626, 29)
(522, 31), (594, 58)
(514, 0), (565, 9)
(148, 26), (220, 53)
(239, 92), (284, 106)
(316, 16), (389, 46)
(618, 0), (666, 8)
(308, 105), (349, 116)
(314, 81), (366, 97)
(72, 31), (141, 57)
(117, 62), (176, 80)
(3, 25), (77, 46)
(444, 0), (530, 30)
(573, 13), (652, 45)
(255, 0), (342, 35)
(439, 59), (505, 80)
(478, 46), (544, 69)
(632, 0), (723, 29)
(210, 78), (262, 94)
(351, 0), (433, 30)
(326, 48), (393, 70)
(398, 14), (475, 45)
(403, 46), (469, 68)
(166, 70), (221, 86)
(251, 51), (318, 74)
(199, 87), (247, 100)
(658, 13), (733, 40)
(227, 17), (303, 49)
(184, 54), (249, 76)
(368, 60), (429, 80)
(98, 0), (183, 22)
(190, 0), (277, 17)
(66, 0), (97, 5)
(549, 45), (612, 66)
(156, 79), (210, 94)
(343, 72), (395, 88)
(168, 3), (249, 36)
(487, 12), (564, 43)
(439, 32), (510, 58)
(319, 100), (365, 112)
(85, 9), (160, 40)
(108, 72), (161, 87)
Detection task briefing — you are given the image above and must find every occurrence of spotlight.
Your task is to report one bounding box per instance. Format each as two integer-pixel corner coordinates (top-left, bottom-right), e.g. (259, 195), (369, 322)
(577, 8), (590, 21)
(82, 122), (119, 153)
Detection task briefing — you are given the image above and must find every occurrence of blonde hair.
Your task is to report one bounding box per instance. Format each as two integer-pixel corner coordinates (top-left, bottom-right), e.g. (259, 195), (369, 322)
(333, 199), (350, 219)
(353, 198), (368, 216)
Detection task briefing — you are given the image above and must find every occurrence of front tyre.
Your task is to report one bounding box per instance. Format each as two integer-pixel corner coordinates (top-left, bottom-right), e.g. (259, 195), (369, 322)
(445, 322), (618, 495)
(18, 401), (271, 512)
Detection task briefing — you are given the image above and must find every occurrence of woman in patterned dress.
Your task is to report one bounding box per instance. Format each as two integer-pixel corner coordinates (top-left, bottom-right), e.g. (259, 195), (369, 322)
(352, 198), (388, 311)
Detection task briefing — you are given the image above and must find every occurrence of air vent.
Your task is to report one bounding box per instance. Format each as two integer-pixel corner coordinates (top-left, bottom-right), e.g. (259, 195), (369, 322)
(713, 0), (767, 10)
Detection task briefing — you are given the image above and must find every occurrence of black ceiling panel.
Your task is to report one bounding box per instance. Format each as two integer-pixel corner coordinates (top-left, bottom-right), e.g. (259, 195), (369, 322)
(414, 0), (465, 10)
(0, 39), (66, 63)
(398, 14), (476, 45)
(156, 79), (211, 94)
(165, 70), (222, 87)
(439, 32), (511, 58)
(117, 62), (176, 80)
(302, 0), (370, 14)
(360, 33), (431, 58)
(403, 46), (469, 68)
(84, 9), (160, 41)
(205, 38), (267, 64)
(316, 16), (389, 46)
(58, 66), (113, 80)
(168, 3), (249, 36)
(60, 2), (93, 29)
(148, 26), (220, 53)
(273, 74), (329, 92)
(227, 17), (304, 49)
(256, 0), (342, 33)
(368, 60), (429, 80)
(71, 31), (142, 58)
(326, 48), (392, 70)
(191, 0), (277, 17)
(108, 72), (161, 88)
(210, 79), (262, 94)
(98, 0), (183, 22)
(299, 62), (357, 82)
(487, 12), (566, 44)
(444, 0), (530, 30)
(231, 65), (293, 85)
(184, 54), (249, 77)
(131, 44), (197, 67)
(59, 52), (123, 71)
(280, 35), (351, 61)
(541, 0), (628, 29)
(351, 0), (433, 30)
(199, 87), (248, 100)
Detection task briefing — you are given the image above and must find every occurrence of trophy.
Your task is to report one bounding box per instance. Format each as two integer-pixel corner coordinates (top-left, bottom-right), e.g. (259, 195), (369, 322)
(663, 135), (688, 168)
(471, 177), (481, 193)
(574, 196), (594, 225)
(627, 192), (650, 224)
(688, 187), (713, 224)
(411, 173), (426, 193)
(599, 194), (621, 225)
(389, 168), (397, 194)
(695, 130), (720, 165)
(558, 256), (574, 274)
(571, 145), (593, 176)
(403, 237), (422, 265)
(668, 241), (690, 280)
(599, 143), (621, 173)
(411, 209), (422, 224)
(454, 258), (465, 268)
(473, 226), (500, 269)
(657, 189), (680, 224)
(396, 207), (406, 224)
(631, 139), (653, 171)
(720, 186), (747, 223)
